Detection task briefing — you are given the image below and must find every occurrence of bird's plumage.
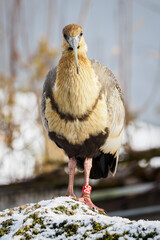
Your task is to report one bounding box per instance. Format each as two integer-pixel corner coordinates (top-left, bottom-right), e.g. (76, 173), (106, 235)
(41, 24), (125, 180)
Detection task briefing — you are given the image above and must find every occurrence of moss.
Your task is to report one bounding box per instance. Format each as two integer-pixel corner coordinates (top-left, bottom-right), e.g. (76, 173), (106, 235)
(96, 231), (119, 240)
(0, 227), (10, 237)
(64, 223), (79, 237)
(91, 220), (109, 234)
(52, 219), (121, 239)
(24, 208), (32, 215)
(14, 228), (24, 236)
(0, 218), (14, 237)
(55, 230), (64, 236)
(145, 232), (158, 239)
(51, 221), (79, 237)
(24, 225), (31, 231)
(19, 204), (30, 212)
(35, 203), (41, 209)
(59, 220), (67, 228)
(14, 211), (45, 238)
(51, 223), (58, 229)
(0, 198), (159, 239)
(133, 231), (158, 239)
(7, 210), (13, 216)
(24, 203), (41, 215)
(53, 205), (75, 216)
(92, 221), (104, 231)
(81, 207), (87, 213)
(45, 209), (48, 213)
(24, 233), (32, 239)
(33, 228), (39, 235)
(28, 212), (46, 229)
(83, 232), (90, 238)
(90, 221), (130, 239)
(71, 203), (79, 210)
(95, 230), (129, 240)
(97, 209), (107, 215)
(1, 219), (13, 228)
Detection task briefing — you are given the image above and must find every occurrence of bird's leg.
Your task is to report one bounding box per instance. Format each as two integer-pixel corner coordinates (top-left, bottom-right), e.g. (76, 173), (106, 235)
(66, 157), (77, 198)
(79, 158), (104, 211)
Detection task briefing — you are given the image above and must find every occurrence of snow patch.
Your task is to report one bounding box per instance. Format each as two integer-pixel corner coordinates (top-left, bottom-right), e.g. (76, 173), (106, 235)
(0, 197), (160, 239)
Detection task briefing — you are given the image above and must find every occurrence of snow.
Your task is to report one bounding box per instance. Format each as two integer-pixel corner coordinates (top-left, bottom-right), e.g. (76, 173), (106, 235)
(0, 197), (160, 239)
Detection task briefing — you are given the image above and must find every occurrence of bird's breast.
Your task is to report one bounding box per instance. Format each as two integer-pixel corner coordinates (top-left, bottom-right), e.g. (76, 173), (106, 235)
(53, 54), (101, 118)
(45, 93), (109, 146)
(44, 54), (111, 156)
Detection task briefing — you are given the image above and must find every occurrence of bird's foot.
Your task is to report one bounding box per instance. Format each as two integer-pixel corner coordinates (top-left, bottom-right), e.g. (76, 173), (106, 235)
(52, 197), (56, 199)
(78, 185), (104, 211)
(78, 193), (104, 211)
(65, 192), (77, 199)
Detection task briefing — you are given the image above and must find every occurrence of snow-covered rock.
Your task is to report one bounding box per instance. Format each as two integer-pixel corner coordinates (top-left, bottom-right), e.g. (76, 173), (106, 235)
(0, 197), (160, 239)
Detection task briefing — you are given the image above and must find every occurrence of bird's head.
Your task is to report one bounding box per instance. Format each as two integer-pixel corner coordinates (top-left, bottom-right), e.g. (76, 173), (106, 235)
(62, 24), (87, 74)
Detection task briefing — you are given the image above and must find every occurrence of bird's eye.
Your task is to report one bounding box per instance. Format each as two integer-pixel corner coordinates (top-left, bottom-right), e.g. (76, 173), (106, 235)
(80, 32), (83, 37)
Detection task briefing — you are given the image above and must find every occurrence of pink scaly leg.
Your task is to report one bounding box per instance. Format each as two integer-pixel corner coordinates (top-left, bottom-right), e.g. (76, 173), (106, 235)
(66, 157), (77, 198)
(79, 158), (104, 211)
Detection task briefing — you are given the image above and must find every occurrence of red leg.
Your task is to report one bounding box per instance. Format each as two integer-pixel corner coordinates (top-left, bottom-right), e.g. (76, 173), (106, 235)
(78, 158), (104, 211)
(66, 157), (77, 198)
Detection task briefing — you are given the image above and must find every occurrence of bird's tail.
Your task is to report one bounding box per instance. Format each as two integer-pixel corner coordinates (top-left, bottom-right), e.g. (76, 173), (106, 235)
(76, 153), (118, 179)
(90, 153), (118, 179)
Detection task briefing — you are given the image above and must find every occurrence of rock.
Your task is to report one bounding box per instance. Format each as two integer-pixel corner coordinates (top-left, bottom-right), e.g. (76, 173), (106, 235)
(0, 196), (160, 239)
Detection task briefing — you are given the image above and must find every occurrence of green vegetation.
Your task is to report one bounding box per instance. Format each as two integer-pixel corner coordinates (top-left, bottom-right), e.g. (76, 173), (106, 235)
(0, 227), (10, 237)
(0, 219), (14, 237)
(0, 198), (159, 239)
(13, 211), (46, 238)
(53, 205), (75, 215)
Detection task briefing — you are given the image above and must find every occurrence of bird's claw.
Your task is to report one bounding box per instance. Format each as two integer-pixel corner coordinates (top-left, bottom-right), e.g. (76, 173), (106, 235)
(65, 193), (77, 199)
(78, 194), (104, 211)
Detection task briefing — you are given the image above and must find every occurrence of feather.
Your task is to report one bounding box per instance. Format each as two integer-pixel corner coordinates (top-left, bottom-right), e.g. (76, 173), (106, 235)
(41, 57), (125, 178)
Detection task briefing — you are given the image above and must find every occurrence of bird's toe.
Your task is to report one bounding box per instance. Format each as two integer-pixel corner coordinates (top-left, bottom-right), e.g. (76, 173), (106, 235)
(65, 193), (77, 199)
(78, 194), (104, 212)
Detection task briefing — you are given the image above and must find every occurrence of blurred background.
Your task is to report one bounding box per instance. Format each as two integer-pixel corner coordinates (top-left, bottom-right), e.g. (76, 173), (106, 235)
(0, 0), (160, 220)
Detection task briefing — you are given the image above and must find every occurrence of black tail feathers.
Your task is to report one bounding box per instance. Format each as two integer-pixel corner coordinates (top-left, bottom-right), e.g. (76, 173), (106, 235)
(76, 153), (117, 179)
(90, 153), (117, 179)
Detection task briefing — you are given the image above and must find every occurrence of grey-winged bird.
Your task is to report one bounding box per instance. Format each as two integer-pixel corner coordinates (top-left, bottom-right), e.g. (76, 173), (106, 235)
(41, 24), (125, 210)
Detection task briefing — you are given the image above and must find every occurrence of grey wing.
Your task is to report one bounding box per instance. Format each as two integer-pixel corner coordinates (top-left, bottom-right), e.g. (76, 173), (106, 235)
(41, 67), (57, 131)
(91, 59), (125, 175)
(91, 59), (124, 103)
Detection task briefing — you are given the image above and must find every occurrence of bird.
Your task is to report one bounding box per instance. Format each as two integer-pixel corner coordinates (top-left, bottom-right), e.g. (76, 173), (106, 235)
(41, 24), (125, 210)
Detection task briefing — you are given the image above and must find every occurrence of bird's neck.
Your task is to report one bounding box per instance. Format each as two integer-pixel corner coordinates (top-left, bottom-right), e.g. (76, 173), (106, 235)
(53, 52), (101, 117)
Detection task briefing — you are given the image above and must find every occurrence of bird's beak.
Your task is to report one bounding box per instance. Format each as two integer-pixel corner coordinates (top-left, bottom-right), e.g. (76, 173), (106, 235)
(68, 37), (79, 74)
